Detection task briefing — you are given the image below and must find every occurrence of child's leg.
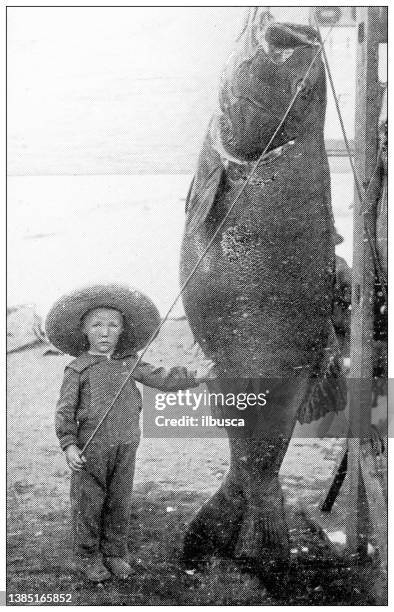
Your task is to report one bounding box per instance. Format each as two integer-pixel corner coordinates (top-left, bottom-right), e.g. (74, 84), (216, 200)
(100, 442), (137, 559)
(70, 443), (109, 559)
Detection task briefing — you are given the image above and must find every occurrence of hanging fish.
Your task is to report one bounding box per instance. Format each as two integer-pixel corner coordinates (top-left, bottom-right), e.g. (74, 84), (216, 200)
(180, 9), (346, 573)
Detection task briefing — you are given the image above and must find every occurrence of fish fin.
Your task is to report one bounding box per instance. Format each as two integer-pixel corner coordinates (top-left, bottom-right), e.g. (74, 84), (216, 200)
(298, 323), (347, 424)
(184, 177), (195, 214)
(235, 506), (290, 561)
(185, 141), (225, 235)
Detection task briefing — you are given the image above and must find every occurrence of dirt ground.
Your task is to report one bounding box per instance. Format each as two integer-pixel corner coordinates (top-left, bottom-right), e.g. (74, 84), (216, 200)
(6, 319), (385, 605)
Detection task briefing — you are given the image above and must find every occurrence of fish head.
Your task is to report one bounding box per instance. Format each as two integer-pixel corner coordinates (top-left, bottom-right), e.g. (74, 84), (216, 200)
(219, 17), (326, 159)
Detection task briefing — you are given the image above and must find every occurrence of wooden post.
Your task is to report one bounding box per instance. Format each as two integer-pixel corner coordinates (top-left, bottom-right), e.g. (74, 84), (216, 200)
(346, 7), (381, 557)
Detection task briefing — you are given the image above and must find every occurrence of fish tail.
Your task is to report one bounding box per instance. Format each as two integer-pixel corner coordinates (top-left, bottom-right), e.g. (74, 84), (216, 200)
(235, 505), (290, 562)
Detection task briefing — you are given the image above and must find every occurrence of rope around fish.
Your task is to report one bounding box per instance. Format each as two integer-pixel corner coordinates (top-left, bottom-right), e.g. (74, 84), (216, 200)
(81, 27), (333, 456)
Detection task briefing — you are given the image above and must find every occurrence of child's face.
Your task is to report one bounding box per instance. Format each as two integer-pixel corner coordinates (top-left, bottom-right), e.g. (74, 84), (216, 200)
(82, 308), (124, 354)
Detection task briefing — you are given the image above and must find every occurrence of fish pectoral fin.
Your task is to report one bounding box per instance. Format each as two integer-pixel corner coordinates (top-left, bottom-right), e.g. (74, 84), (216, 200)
(184, 177), (195, 214)
(185, 144), (225, 235)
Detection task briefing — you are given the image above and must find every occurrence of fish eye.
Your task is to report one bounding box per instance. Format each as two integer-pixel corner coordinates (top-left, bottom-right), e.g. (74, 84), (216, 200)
(279, 48), (294, 62)
(267, 46), (295, 65)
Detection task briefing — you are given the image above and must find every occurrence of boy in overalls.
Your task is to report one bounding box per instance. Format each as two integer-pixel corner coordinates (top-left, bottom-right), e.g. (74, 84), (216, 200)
(46, 284), (214, 582)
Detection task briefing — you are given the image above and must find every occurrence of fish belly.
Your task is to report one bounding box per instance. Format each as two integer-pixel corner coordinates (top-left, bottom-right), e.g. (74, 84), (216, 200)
(181, 137), (334, 378)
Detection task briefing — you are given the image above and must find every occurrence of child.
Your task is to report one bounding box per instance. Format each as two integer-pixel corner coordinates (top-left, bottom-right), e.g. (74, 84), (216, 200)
(46, 283), (214, 583)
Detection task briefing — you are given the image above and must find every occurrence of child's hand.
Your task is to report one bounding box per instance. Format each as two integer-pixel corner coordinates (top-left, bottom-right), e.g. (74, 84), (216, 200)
(195, 357), (216, 383)
(65, 444), (86, 472)
(190, 343), (216, 383)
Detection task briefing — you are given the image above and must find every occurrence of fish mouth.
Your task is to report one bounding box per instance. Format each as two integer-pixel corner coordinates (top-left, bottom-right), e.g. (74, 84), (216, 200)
(265, 23), (320, 49)
(262, 23), (320, 64)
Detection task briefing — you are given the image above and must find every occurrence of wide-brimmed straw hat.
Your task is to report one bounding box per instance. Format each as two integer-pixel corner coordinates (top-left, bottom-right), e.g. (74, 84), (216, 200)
(45, 283), (161, 356)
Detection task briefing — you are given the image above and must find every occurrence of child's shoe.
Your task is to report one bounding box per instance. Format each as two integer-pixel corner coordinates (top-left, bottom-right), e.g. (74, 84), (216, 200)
(104, 556), (133, 578)
(77, 556), (111, 582)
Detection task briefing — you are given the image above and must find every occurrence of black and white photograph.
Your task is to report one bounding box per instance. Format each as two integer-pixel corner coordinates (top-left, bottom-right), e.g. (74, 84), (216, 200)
(5, 3), (388, 606)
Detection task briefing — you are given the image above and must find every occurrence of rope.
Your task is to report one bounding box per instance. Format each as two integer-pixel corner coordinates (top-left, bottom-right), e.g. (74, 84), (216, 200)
(312, 11), (387, 297)
(81, 31), (331, 455)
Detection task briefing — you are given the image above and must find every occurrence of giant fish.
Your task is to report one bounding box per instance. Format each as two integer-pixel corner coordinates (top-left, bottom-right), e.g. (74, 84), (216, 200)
(179, 10), (346, 573)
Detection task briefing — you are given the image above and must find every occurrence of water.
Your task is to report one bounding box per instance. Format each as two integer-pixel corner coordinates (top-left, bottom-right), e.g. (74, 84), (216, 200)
(8, 165), (353, 319)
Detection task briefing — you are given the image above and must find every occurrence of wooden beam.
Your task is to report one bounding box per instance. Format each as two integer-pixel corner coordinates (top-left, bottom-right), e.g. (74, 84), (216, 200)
(359, 441), (387, 568)
(346, 7), (381, 556)
(321, 449), (348, 512)
(376, 7), (388, 43)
